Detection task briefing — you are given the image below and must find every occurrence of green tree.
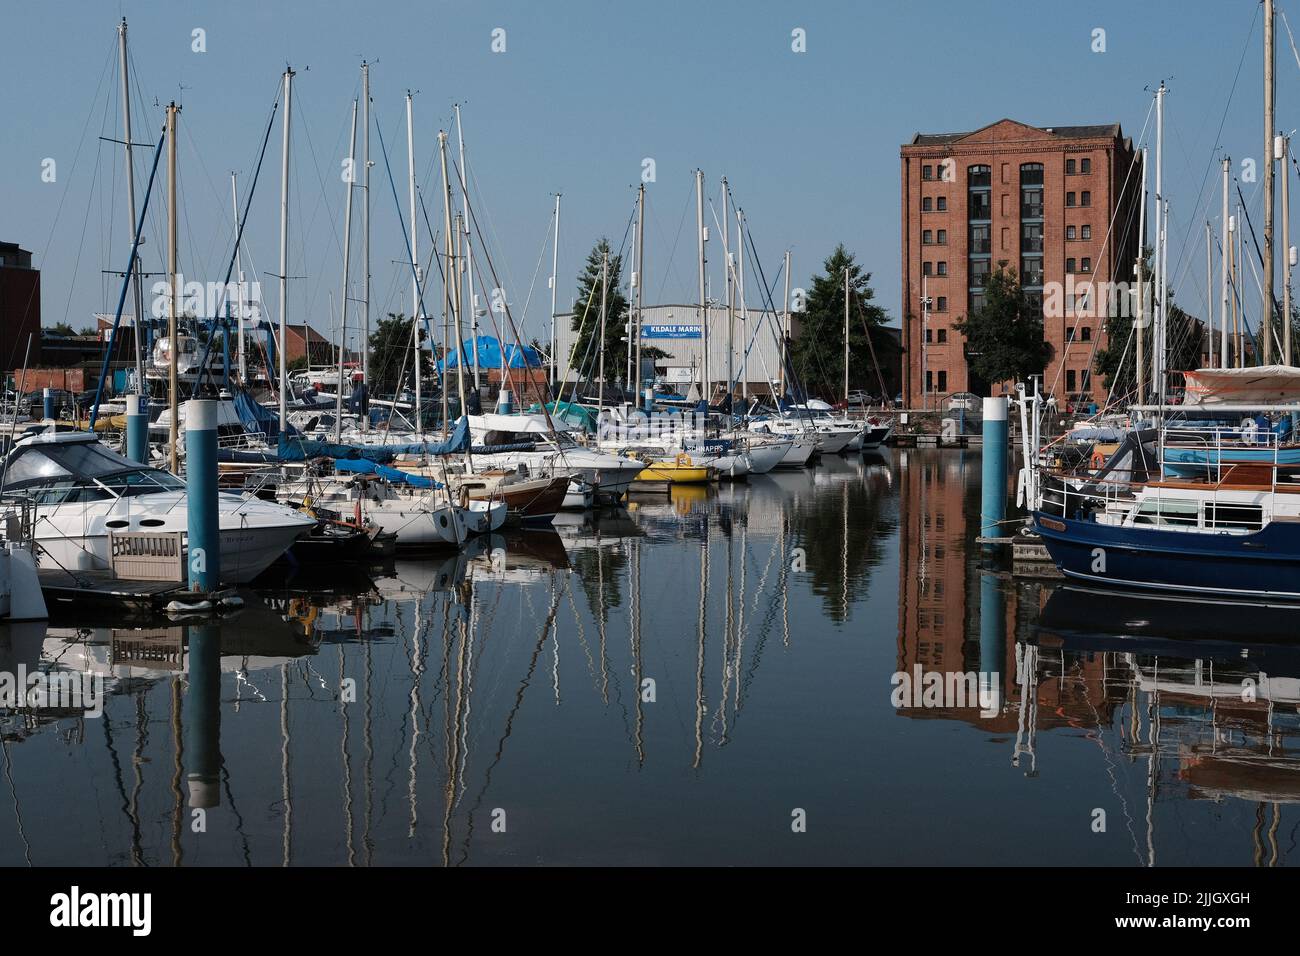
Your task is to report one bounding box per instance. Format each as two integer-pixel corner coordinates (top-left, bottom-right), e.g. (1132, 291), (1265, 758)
(367, 312), (432, 397)
(788, 244), (890, 400)
(954, 267), (1052, 388)
(568, 238), (630, 383)
(1094, 248), (1203, 399)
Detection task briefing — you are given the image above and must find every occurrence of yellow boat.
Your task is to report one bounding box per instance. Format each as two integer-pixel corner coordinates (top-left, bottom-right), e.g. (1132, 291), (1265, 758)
(633, 453), (712, 485)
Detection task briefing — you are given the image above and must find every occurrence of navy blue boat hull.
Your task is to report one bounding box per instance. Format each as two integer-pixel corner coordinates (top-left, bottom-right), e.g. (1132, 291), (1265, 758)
(1032, 511), (1300, 600)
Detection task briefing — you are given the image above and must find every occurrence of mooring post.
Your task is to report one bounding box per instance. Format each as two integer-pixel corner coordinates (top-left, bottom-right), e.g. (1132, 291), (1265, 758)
(496, 388), (513, 414)
(126, 393), (148, 463)
(185, 398), (219, 591)
(981, 396), (1008, 539)
(183, 622), (222, 809)
(644, 386), (655, 412)
(42, 387), (54, 422)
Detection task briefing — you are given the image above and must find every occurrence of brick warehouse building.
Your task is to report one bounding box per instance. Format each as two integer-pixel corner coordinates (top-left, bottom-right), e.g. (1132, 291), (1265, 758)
(900, 120), (1142, 408)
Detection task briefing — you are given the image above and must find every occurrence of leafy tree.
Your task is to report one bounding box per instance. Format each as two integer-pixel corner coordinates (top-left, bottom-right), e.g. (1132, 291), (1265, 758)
(367, 312), (433, 397)
(49, 322), (76, 336)
(788, 244), (890, 400)
(954, 267), (1052, 388)
(568, 239), (630, 383)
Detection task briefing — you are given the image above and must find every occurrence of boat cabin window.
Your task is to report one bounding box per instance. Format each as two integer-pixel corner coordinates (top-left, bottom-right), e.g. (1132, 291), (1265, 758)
(1133, 499), (1199, 527)
(2, 440), (185, 497)
(1203, 503), (1264, 531)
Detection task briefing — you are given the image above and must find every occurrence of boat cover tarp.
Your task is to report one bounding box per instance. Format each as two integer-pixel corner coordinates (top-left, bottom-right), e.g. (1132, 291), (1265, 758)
(279, 416), (470, 461)
(233, 388), (296, 440)
(1183, 366), (1300, 407)
(437, 335), (543, 371)
(332, 457), (444, 489)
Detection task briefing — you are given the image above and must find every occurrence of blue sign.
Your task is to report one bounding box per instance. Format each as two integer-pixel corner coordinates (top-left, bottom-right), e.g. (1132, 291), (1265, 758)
(642, 324), (701, 339)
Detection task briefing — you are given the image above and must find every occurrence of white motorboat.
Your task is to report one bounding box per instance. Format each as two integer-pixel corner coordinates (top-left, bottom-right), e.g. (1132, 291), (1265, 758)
(0, 432), (315, 583)
(301, 477), (468, 549)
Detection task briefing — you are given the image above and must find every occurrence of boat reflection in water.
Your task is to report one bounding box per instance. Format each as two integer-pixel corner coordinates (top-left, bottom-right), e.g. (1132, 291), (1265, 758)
(1035, 586), (1300, 813)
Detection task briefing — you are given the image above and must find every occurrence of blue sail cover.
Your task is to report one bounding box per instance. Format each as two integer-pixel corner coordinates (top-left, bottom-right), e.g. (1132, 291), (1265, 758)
(333, 458), (444, 489)
(277, 415), (471, 462)
(233, 388), (296, 441)
(438, 335), (543, 371)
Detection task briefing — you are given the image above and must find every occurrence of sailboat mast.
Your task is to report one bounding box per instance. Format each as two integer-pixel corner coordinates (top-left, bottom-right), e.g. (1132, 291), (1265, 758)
(117, 18), (146, 396)
(550, 194), (561, 391)
(454, 105), (479, 392)
(1264, 0), (1277, 364)
(635, 183), (645, 406)
(361, 61), (372, 432)
(723, 177), (733, 400)
(1283, 134), (1292, 365)
(844, 266), (850, 403)
(737, 208), (747, 405)
(439, 131), (470, 467)
(277, 67), (293, 436)
(1206, 220), (1213, 367)
(781, 250), (791, 400)
(231, 173), (246, 383)
(696, 170), (708, 405)
(1221, 156), (1230, 369)
(167, 102), (180, 475)
(598, 250), (608, 413)
(1153, 82), (1165, 402)
(406, 92), (422, 439)
(335, 98), (358, 443)
(1135, 147), (1146, 402)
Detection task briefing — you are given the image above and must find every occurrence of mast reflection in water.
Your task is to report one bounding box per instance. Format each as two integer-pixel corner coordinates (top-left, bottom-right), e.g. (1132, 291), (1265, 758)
(0, 449), (1297, 865)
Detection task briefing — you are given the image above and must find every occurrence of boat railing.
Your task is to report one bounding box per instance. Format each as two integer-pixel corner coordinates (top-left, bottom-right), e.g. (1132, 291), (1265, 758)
(0, 493), (38, 547)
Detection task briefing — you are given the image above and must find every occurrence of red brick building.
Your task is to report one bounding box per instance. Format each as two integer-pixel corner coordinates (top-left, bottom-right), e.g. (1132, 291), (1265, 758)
(900, 120), (1142, 408)
(0, 241), (42, 370)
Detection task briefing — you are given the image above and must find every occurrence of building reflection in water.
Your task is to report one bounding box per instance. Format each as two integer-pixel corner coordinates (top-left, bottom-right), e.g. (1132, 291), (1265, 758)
(897, 447), (1300, 864)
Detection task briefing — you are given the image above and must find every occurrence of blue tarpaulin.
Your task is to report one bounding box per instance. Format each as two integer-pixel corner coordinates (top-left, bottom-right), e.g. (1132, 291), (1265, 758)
(277, 416), (471, 462)
(437, 335), (543, 371)
(234, 388), (296, 441)
(333, 458), (444, 489)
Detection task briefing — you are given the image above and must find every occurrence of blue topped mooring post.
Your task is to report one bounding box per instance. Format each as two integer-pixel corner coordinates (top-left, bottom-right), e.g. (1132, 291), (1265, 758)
(980, 396), (1008, 539)
(185, 398), (220, 592)
(42, 387), (54, 421)
(125, 393), (148, 463)
(497, 388), (513, 414)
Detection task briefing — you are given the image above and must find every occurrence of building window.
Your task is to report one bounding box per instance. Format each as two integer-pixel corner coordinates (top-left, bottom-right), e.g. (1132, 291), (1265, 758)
(969, 164), (992, 188)
(1081, 157), (1091, 174)
(1066, 257), (1076, 273)
(1020, 257), (1044, 286)
(922, 196), (932, 212)
(923, 261), (932, 276)
(936, 196), (948, 211)
(969, 290), (986, 313)
(925, 328), (933, 343)
(1066, 225), (1076, 240)
(937, 328), (947, 343)
(1066, 327), (1076, 342)
(1067, 369), (1076, 392)
(1081, 257), (1091, 273)
(1081, 190), (1091, 207)
(937, 371), (947, 393)
(969, 259), (990, 287)
(969, 224), (990, 253)
(1081, 224), (1092, 239)
(936, 295), (948, 312)
(923, 164), (934, 180)
(923, 229), (933, 244)
(936, 261), (948, 276)
(926, 370), (933, 392)
(1081, 325), (1092, 341)
(1066, 158), (1076, 175)
(936, 229), (947, 244)
(1066, 191), (1077, 207)
(1021, 222), (1043, 253)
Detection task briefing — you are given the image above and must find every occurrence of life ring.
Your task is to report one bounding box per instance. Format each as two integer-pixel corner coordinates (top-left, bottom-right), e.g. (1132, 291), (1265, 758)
(1089, 450), (1106, 471)
(675, 453), (691, 467)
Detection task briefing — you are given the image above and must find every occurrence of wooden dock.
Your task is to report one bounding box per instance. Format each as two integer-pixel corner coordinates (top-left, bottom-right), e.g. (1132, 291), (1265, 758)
(37, 568), (239, 621)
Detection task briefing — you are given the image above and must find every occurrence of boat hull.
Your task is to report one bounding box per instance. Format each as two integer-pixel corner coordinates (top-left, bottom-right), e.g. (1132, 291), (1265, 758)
(1033, 510), (1300, 600)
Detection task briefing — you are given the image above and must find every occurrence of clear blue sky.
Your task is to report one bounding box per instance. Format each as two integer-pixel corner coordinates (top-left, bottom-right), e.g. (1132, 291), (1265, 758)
(0, 0), (1289, 359)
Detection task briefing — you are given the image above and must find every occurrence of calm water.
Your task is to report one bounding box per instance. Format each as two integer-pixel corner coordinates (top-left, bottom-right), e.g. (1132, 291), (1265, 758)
(2, 448), (1299, 866)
